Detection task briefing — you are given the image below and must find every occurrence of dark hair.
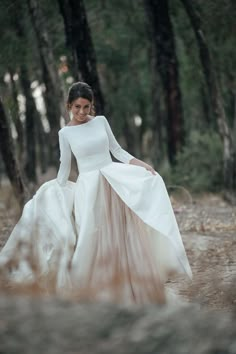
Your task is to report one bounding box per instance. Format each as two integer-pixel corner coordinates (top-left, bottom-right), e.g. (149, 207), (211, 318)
(67, 81), (95, 114)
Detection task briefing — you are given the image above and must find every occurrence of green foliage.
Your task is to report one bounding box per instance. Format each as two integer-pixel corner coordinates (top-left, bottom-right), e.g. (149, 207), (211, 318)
(0, 0), (235, 192)
(169, 131), (224, 191)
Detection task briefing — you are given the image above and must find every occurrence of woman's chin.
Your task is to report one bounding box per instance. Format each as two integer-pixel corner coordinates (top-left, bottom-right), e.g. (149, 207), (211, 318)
(75, 116), (87, 123)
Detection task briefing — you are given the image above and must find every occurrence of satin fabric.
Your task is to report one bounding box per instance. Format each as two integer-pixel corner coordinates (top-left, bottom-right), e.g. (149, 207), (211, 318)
(0, 116), (192, 303)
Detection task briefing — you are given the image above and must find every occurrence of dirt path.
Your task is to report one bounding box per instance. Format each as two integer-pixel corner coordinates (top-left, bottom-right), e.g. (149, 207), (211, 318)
(0, 188), (235, 312)
(171, 194), (236, 312)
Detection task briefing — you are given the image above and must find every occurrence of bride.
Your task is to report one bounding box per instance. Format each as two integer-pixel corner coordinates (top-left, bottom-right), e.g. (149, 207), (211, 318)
(0, 82), (192, 304)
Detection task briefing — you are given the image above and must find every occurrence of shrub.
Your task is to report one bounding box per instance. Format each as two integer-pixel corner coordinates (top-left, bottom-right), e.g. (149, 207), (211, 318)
(170, 131), (224, 192)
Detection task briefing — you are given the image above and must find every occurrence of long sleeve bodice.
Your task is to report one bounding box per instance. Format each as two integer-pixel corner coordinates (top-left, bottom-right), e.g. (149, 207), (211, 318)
(57, 130), (72, 186)
(57, 116), (134, 186)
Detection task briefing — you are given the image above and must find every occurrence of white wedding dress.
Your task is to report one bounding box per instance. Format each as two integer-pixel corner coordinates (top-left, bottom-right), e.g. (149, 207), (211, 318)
(0, 115), (192, 303)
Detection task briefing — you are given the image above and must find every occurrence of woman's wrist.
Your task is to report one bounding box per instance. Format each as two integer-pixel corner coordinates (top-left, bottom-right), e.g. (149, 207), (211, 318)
(129, 158), (138, 165)
(129, 158), (157, 175)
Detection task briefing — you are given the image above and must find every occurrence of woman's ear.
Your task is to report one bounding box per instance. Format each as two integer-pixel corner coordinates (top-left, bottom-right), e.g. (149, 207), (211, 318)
(90, 101), (95, 116)
(69, 110), (73, 120)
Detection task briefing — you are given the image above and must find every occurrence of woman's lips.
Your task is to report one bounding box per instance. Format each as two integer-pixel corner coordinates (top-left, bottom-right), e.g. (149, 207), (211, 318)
(76, 114), (86, 120)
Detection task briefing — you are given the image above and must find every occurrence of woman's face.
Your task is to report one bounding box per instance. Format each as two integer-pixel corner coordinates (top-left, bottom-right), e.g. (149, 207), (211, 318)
(69, 97), (92, 123)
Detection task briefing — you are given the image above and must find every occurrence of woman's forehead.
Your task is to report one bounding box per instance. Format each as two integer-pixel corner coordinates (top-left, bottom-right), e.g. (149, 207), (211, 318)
(72, 97), (91, 105)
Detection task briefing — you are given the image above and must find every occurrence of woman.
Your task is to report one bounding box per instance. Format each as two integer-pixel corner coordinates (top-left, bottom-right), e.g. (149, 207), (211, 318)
(0, 82), (192, 303)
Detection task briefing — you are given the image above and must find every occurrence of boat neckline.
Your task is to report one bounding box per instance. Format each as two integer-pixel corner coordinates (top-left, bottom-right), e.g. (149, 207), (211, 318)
(64, 116), (98, 128)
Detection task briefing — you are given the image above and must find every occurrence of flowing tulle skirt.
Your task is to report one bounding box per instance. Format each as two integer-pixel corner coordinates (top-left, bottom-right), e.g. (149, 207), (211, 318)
(0, 162), (191, 304)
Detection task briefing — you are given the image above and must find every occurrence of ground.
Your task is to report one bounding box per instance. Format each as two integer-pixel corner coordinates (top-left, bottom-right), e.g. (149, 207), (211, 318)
(170, 192), (236, 312)
(0, 182), (235, 313)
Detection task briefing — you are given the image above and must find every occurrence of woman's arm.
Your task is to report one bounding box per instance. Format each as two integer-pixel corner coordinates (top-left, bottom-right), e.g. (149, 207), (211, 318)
(57, 130), (72, 186)
(103, 116), (134, 163)
(103, 116), (156, 175)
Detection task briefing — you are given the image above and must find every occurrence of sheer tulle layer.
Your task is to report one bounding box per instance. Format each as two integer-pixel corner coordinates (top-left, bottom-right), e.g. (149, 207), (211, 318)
(71, 174), (167, 303)
(0, 163), (191, 304)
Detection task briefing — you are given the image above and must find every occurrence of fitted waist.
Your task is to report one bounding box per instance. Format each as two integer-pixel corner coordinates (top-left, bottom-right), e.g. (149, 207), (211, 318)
(77, 153), (112, 173)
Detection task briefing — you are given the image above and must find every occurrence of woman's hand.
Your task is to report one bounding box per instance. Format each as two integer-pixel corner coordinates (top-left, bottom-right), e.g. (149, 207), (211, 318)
(129, 158), (157, 175)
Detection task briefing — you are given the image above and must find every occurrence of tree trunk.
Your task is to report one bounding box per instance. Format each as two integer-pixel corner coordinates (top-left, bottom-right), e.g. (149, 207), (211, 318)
(11, 5), (48, 179)
(57, 0), (105, 115)
(123, 117), (136, 157)
(8, 69), (25, 158)
(27, 0), (65, 165)
(144, 0), (184, 164)
(56, 0), (78, 81)
(36, 117), (48, 175)
(20, 65), (37, 183)
(233, 77), (236, 142)
(149, 42), (164, 163)
(181, 0), (236, 191)
(200, 85), (212, 130)
(0, 99), (29, 207)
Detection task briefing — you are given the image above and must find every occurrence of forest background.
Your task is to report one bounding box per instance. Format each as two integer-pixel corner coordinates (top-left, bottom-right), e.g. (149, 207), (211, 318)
(0, 0), (235, 207)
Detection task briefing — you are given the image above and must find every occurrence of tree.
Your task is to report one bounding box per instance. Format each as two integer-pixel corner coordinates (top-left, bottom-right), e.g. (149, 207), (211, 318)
(181, 0), (236, 192)
(8, 70), (24, 159)
(57, 0), (105, 114)
(20, 65), (37, 182)
(0, 98), (29, 207)
(11, 5), (38, 183)
(26, 0), (66, 165)
(144, 0), (184, 164)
